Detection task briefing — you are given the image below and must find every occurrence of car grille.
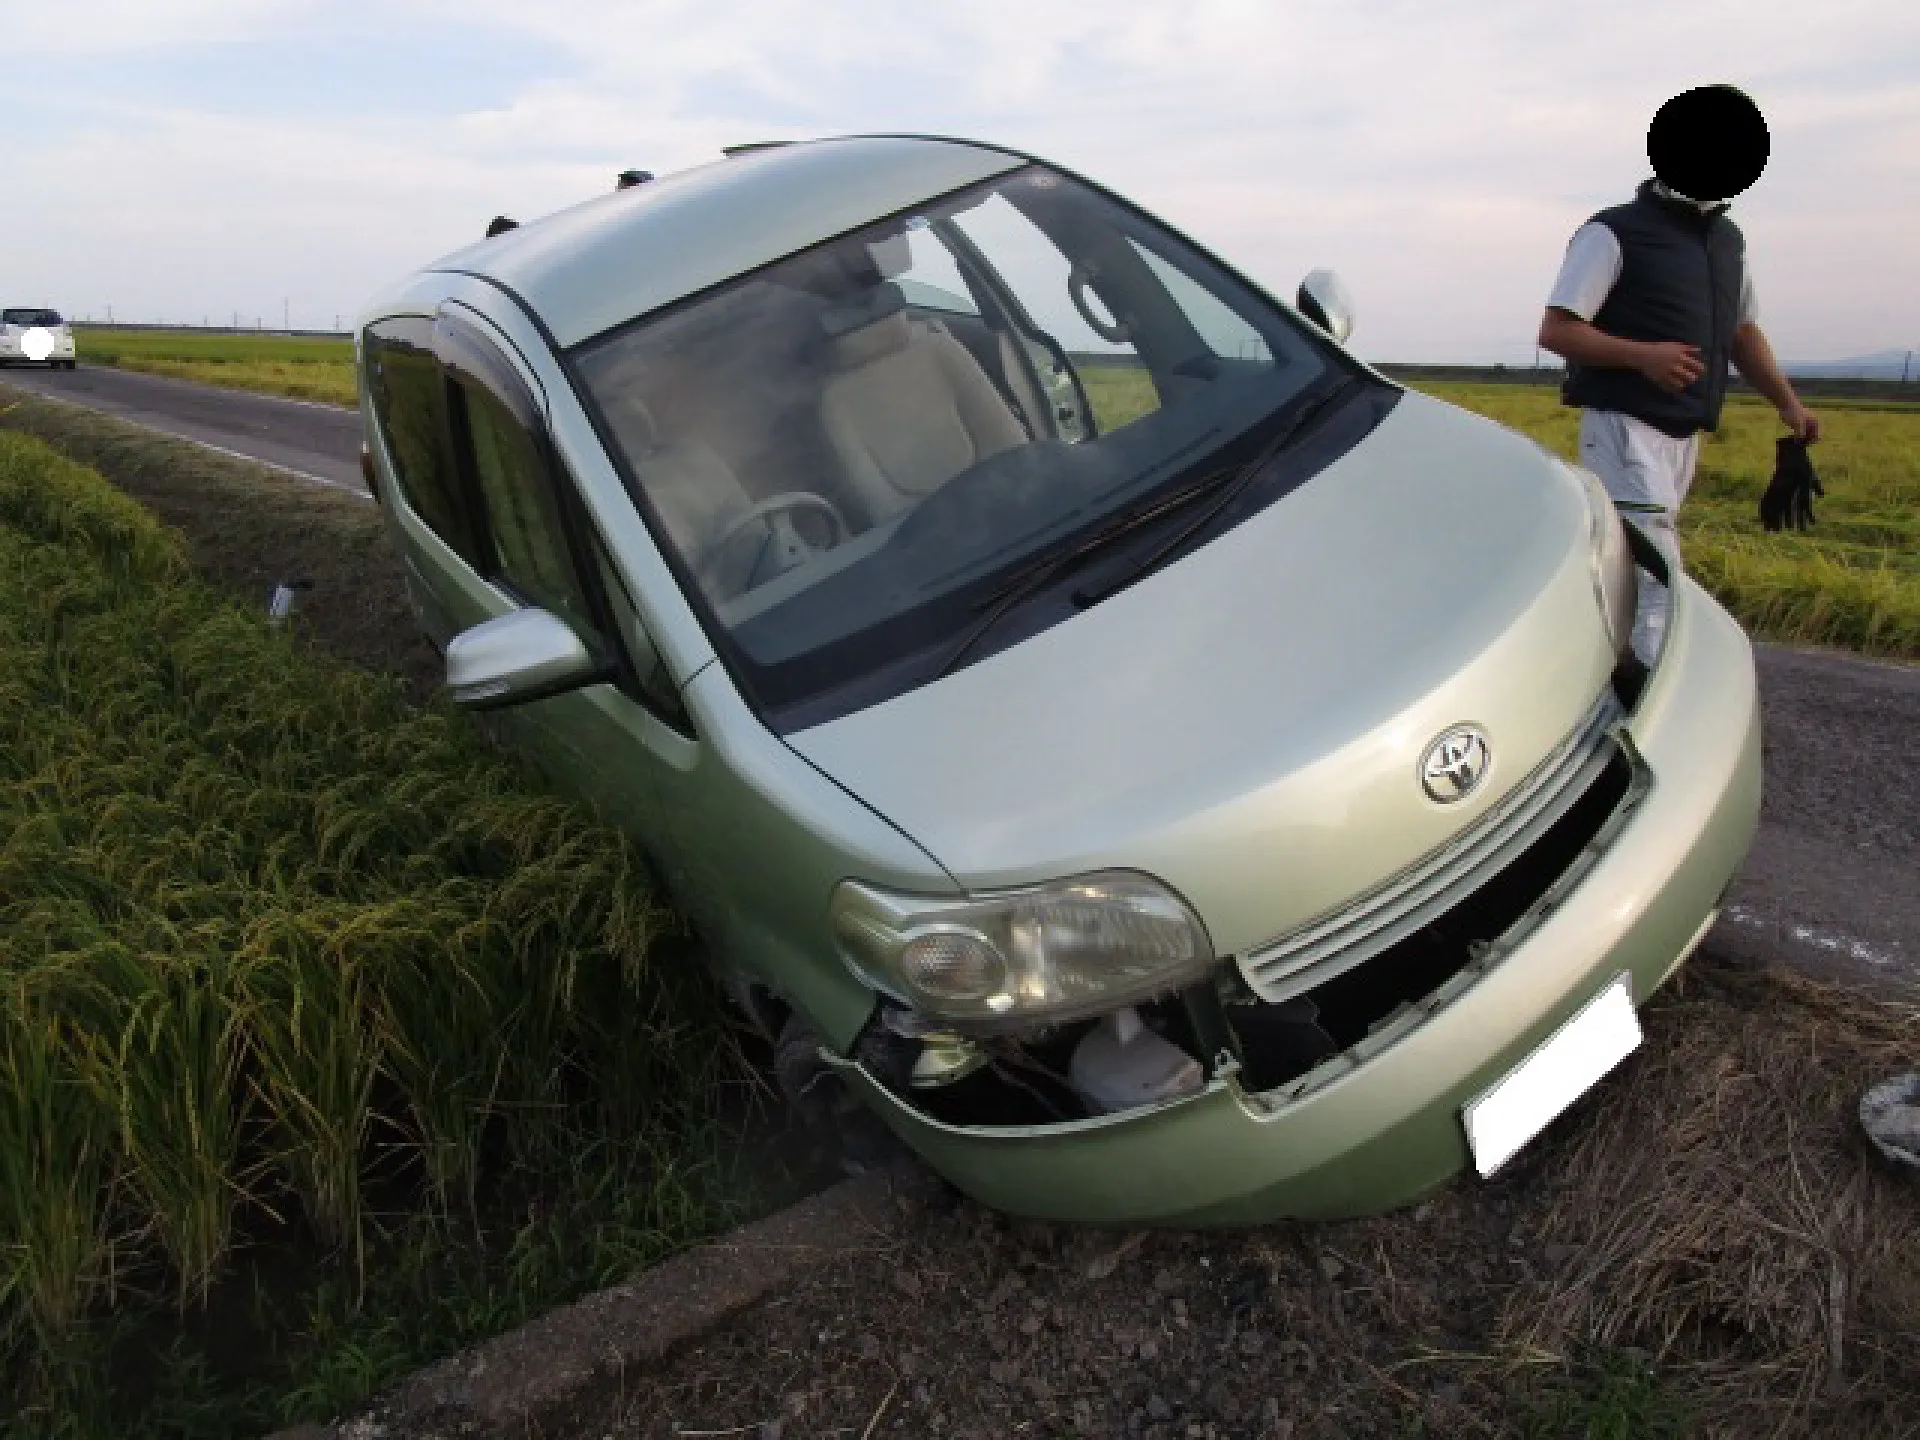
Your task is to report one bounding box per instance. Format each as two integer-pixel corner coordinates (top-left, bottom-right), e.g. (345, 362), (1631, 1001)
(1237, 691), (1630, 1004)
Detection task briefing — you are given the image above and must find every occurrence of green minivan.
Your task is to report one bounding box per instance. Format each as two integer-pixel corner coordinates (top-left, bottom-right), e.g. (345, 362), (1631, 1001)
(356, 135), (1760, 1224)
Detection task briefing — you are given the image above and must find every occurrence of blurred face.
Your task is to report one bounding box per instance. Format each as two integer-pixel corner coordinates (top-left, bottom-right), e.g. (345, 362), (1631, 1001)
(1648, 85), (1769, 203)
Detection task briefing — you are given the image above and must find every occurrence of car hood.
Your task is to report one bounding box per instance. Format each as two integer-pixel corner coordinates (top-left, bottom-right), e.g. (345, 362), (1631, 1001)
(786, 391), (1618, 957)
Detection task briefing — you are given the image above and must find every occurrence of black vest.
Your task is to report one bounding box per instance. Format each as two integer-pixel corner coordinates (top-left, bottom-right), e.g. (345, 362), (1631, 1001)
(1561, 181), (1746, 438)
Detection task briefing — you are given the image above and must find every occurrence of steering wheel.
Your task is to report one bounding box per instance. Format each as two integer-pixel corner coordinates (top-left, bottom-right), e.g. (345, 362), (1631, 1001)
(1068, 262), (1132, 344)
(702, 491), (851, 589)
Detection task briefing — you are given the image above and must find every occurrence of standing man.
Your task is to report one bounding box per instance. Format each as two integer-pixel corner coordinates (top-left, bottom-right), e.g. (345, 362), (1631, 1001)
(1538, 84), (1819, 657)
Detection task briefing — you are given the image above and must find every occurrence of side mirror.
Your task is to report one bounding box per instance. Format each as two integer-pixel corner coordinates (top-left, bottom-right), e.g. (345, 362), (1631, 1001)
(446, 608), (606, 710)
(1296, 268), (1356, 345)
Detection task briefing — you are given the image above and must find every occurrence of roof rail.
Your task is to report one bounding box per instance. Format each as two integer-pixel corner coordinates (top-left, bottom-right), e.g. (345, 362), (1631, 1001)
(722, 141), (792, 157)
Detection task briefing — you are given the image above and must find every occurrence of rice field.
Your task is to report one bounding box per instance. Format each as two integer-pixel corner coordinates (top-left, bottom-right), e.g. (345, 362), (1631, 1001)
(75, 329), (359, 406)
(1420, 383), (1920, 660)
(0, 429), (739, 1433)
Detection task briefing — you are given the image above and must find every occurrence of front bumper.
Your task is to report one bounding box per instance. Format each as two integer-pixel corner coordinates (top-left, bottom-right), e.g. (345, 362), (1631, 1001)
(824, 576), (1763, 1225)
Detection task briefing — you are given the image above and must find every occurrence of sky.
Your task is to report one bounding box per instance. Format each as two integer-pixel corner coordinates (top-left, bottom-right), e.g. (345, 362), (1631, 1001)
(2, 0), (1915, 364)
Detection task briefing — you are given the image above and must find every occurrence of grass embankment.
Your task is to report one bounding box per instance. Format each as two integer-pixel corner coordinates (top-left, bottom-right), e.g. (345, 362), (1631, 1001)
(75, 329), (358, 407)
(0, 430), (741, 1436)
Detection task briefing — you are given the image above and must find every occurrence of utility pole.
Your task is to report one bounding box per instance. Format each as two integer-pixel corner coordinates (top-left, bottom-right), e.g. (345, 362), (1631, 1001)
(1904, 349), (1913, 384)
(284, 297), (290, 332)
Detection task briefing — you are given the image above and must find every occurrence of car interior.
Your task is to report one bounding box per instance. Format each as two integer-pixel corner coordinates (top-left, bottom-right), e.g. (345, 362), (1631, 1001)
(587, 223), (1066, 606)
(576, 171), (1305, 635)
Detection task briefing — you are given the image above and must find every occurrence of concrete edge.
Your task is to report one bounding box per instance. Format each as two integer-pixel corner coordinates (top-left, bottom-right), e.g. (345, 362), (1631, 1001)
(268, 1161), (942, 1440)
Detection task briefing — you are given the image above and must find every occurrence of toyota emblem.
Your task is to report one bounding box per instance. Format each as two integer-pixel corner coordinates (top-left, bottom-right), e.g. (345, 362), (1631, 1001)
(1420, 726), (1491, 803)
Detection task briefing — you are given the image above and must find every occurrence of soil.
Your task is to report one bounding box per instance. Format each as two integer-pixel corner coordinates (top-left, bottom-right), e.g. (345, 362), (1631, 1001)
(589, 1162), (1549, 1440)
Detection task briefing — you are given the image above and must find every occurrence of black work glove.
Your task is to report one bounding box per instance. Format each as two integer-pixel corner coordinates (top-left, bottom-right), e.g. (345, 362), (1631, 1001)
(1759, 435), (1823, 532)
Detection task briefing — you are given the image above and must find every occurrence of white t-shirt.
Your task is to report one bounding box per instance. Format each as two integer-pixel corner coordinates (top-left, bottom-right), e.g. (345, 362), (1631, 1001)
(1547, 221), (1759, 326)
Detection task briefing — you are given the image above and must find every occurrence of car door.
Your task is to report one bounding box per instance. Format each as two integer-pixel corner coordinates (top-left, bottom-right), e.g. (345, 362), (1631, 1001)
(440, 309), (698, 818)
(372, 304), (694, 853)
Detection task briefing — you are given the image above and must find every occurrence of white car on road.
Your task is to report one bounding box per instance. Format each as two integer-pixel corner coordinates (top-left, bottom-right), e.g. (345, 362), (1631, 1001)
(0, 308), (77, 369)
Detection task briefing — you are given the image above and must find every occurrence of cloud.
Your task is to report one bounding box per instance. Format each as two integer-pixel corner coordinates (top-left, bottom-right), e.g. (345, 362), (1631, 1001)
(0, 0), (1914, 358)
(0, 0), (309, 56)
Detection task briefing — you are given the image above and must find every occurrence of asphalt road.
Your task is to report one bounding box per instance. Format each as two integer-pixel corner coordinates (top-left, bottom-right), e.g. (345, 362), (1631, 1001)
(0, 360), (368, 494)
(10, 362), (1917, 991)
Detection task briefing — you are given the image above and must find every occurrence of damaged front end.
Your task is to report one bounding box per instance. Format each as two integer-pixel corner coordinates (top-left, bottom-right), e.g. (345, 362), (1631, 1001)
(819, 685), (1668, 1224)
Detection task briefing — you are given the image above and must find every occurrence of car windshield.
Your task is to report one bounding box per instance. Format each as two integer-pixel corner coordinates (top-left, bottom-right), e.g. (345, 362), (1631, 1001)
(2, 309), (62, 326)
(574, 163), (1393, 731)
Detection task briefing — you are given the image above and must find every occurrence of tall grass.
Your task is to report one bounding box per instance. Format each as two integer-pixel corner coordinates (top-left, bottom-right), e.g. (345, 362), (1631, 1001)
(0, 431), (738, 1425)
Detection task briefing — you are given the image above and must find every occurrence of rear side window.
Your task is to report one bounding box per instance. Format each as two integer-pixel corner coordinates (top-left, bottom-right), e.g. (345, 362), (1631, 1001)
(3, 309), (61, 326)
(363, 319), (480, 563)
(451, 379), (600, 644)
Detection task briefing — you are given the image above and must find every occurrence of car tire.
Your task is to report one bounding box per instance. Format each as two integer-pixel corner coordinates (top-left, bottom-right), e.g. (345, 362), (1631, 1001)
(773, 1014), (911, 1175)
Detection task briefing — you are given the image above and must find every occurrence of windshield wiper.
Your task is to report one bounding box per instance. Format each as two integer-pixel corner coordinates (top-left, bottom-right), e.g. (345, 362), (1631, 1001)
(928, 375), (1363, 682)
(927, 456), (1255, 681)
(1068, 374), (1364, 609)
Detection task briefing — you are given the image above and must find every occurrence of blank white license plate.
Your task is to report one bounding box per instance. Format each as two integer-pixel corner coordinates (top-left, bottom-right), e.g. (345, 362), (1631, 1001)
(1462, 974), (1641, 1177)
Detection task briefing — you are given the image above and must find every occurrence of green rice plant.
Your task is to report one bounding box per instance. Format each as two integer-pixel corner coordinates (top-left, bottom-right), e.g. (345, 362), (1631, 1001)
(1683, 534), (1919, 656)
(0, 438), (185, 585)
(236, 909), (383, 1270)
(0, 426), (738, 1424)
(73, 330), (359, 408)
(373, 918), (513, 1226)
(0, 999), (122, 1351)
(1417, 383), (1920, 659)
(70, 946), (254, 1309)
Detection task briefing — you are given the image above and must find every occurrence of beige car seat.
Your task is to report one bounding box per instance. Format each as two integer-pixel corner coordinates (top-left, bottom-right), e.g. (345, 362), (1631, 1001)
(602, 393), (769, 597)
(817, 282), (1026, 527)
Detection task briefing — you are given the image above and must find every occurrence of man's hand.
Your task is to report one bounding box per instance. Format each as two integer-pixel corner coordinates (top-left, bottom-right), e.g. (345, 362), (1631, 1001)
(1635, 341), (1705, 393)
(1779, 399), (1821, 444)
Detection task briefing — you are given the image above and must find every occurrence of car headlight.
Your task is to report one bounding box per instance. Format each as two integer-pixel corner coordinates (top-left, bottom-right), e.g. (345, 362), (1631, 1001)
(831, 871), (1216, 1034)
(1565, 462), (1637, 655)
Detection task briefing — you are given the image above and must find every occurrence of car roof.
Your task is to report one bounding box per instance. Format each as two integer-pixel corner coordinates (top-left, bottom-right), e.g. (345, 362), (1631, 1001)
(425, 135), (1028, 349)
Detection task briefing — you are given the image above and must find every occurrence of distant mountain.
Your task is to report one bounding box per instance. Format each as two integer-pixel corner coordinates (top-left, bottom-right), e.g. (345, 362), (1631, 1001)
(1786, 349), (1916, 381)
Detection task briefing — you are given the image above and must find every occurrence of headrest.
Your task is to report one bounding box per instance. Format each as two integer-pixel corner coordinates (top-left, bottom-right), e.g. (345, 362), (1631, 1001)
(866, 231), (912, 279)
(828, 309), (912, 368)
(605, 392), (657, 453)
(820, 280), (905, 338)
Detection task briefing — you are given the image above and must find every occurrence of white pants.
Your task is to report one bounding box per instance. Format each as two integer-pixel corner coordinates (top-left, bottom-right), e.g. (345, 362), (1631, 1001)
(1577, 410), (1699, 661)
